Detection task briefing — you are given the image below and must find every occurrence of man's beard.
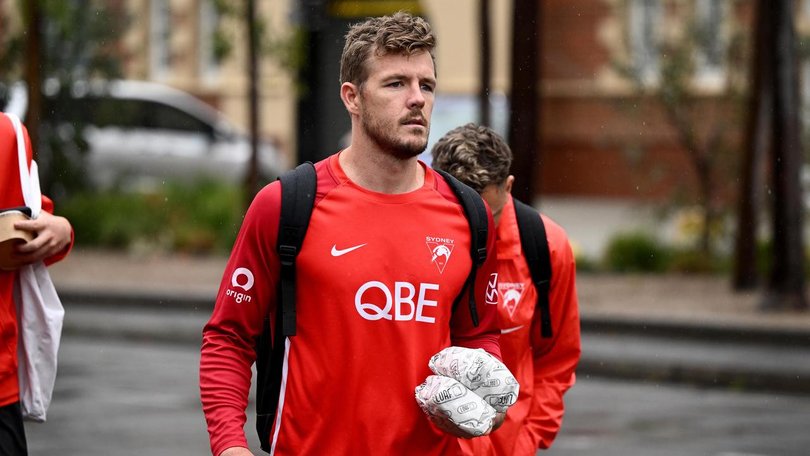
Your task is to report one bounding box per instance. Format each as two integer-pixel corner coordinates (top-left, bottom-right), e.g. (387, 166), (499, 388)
(361, 108), (429, 160)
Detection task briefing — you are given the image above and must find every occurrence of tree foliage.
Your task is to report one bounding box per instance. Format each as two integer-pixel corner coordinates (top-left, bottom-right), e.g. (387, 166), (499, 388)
(616, 5), (749, 257)
(209, 1), (305, 77)
(1, 0), (125, 86)
(0, 0), (128, 198)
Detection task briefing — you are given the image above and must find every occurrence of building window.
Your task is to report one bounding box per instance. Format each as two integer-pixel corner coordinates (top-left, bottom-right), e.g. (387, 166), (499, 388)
(150, 0), (171, 80)
(199, 0), (220, 82)
(628, 0), (663, 86)
(694, 0), (726, 86)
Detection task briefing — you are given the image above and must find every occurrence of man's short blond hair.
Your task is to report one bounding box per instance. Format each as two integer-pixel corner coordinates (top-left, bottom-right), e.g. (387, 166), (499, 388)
(431, 123), (512, 193)
(340, 11), (436, 86)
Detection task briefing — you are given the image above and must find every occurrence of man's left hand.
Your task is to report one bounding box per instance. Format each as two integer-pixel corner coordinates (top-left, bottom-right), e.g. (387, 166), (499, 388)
(13, 211), (72, 264)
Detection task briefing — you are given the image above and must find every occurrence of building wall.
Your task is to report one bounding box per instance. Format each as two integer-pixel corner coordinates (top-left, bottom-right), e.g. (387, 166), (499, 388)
(122, 0), (297, 160)
(423, 0), (512, 95)
(3, 0), (771, 204)
(412, 0), (752, 202)
(118, 0), (508, 166)
(538, 0), (751, 201)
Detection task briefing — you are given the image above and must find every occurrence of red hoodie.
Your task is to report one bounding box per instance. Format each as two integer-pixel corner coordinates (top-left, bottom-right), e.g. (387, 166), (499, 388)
(461, 196), (581, 455)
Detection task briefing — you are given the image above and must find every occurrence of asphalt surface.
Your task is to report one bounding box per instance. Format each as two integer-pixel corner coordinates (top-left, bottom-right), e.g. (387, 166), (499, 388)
(48, 248), (810, 395)
(25, 336), (810, 456)
(20, 248), (810, 455)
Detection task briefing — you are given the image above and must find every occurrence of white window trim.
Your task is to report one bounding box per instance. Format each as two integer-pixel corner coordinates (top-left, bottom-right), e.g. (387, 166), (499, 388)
(198, 0), (220, 83)
(628, 0), (662, 87)
(693, 0), (727, 89)
(149, 0), (171, 80)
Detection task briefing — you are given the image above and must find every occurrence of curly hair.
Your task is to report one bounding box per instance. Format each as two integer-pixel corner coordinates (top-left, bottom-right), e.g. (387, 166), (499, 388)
(340, 11), (436, 86)
(431, 123), (512, 193)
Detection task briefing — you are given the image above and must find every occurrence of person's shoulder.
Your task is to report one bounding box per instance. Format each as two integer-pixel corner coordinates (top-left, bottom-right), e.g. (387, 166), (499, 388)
(538, 212), (568, 238)
(428, 166), (464, 205)
(536, 212), (576, 263)
(313, 157), (339, 200)
(266, 157), (337, 205)
(0, 114), (32, 165)
(254, 179), (281, 203)
(0, 113), (30, 139)
(509, 199), (563, 242)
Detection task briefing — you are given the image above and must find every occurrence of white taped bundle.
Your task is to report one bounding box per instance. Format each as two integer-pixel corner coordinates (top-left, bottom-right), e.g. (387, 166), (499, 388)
(414, 375), (496, 437)
(428, 347), (519, 412)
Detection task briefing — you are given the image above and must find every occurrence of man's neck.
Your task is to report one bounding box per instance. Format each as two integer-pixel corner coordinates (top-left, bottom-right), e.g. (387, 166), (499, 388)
(339, 142), (424, 194)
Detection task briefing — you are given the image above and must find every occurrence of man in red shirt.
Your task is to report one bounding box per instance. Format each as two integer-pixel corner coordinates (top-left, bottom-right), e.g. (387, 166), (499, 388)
(0, 115), (73, 455)
(200, 13), (509, 456)
(432, 123), (581, 455)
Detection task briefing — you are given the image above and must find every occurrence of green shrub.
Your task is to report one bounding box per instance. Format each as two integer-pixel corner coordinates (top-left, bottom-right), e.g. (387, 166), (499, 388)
(59, 192), (165, 249)
(161, 181), (244, 253)
(603, 231), (671, 273)
(58, 180), (244, 254)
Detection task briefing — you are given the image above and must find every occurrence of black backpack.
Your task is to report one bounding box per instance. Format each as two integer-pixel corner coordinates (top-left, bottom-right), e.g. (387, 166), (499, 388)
(254, 162), (488, 453)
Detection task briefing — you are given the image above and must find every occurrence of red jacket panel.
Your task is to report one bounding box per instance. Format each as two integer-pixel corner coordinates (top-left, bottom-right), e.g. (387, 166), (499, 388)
(462, 195), (581, 455)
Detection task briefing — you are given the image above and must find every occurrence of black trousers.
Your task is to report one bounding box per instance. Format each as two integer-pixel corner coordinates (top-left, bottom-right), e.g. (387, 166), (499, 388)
(0, 402), (27, 456)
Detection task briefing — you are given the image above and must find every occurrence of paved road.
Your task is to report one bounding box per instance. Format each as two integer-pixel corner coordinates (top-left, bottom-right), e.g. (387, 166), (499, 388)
(24, 334), (810, 456)
(546, 377), (810, 456)
(25, 337), (226, 456)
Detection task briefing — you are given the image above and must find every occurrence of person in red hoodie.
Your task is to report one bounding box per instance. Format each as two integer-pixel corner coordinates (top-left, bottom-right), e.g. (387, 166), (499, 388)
(0, 115), (73, 455)
(432, 123), (581, 455)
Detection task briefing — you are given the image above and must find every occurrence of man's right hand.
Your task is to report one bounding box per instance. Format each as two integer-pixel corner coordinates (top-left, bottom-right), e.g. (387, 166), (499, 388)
(428, 346), (519, 412)
(220, 447), (254, 456)
(415, 375), (497, 437)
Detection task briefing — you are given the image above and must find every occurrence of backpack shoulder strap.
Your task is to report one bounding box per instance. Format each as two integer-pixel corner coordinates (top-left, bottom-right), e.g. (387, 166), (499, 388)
(433, 168), (488, 327)
(256, 161), (316, 453)
(277, 161), (317, 337)
(513, 198), (553, 338)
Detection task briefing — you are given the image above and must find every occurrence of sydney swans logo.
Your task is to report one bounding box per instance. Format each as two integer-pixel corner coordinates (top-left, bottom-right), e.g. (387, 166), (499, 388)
(499, 282), (525, 316)
(425, 236), (455, 274)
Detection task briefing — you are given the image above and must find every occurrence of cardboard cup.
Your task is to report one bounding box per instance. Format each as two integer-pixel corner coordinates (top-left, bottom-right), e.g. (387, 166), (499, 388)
(0, 211), (34, 270)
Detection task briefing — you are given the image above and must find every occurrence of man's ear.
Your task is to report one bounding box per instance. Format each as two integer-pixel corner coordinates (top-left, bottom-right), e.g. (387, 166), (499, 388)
(504, 175), (515, 194)
(341, 82), (361, 115)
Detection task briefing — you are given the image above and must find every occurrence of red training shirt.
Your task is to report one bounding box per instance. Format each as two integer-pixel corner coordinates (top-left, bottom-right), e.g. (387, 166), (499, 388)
(200, 153), (502, 455)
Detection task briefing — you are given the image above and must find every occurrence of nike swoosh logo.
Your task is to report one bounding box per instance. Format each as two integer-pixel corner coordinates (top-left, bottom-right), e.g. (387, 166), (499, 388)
(501, 325), (525, 335)
(331, 243), (367, 257)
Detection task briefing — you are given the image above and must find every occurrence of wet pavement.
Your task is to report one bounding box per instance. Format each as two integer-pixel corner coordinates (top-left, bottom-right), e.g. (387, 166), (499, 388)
(25, 334), (810, 456)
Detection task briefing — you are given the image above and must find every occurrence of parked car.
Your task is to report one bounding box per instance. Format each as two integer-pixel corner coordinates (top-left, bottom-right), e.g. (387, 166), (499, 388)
(1, 79), (288, 191)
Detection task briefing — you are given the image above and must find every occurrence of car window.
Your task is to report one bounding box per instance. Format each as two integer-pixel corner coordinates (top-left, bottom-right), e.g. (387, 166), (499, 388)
(66, 97), (213, 136)
(40, 96), (145, 129)
(145, 101), (214, 135)
(89, 98), (147, 129)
